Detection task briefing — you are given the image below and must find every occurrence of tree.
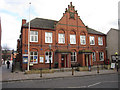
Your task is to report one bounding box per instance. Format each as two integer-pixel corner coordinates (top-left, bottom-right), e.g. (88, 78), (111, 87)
(2, 44), (10, 64)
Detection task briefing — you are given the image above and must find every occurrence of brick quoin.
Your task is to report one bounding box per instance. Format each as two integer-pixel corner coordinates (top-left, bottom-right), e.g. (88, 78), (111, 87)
(17, 2), (107, 70)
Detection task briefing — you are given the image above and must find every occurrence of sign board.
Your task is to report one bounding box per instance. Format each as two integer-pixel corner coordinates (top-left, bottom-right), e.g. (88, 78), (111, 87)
(29, 63), (33, 66)
(40, 55), (44, 63)
(23, 54), (28, 63)
(23, 56), (28, 63)
(111, 63), (115, 69)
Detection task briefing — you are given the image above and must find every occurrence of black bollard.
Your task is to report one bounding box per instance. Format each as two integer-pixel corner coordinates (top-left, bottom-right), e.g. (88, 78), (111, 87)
(97, 64), (99, 74)
(72, 66), (74, 75)
(40, 68), (42, 77)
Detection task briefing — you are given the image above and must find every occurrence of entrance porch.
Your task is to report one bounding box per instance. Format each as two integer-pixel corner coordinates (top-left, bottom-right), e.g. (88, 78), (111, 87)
(55, 50), (71, 68)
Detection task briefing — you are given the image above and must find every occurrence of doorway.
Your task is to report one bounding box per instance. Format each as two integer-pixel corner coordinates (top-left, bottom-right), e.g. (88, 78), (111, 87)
(61, 54), (68, 68)
(85, 54), (91, 66)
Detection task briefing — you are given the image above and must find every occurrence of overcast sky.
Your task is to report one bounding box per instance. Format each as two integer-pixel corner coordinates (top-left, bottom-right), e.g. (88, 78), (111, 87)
(0, 0), (119, 50)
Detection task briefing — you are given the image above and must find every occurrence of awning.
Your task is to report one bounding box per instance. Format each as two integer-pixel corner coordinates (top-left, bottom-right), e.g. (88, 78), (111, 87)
(55, 50), (72, 53)
(79, 50), (93, 54)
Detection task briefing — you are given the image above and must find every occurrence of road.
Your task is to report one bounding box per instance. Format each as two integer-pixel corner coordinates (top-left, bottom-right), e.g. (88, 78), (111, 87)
(2, 73), (118, 88)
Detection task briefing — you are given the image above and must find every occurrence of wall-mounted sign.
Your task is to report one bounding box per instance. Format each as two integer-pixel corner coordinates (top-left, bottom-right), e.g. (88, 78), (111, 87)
(111, 63), (115, 69)
(40, 55), (44, 63)
(23, 54), (28, 63)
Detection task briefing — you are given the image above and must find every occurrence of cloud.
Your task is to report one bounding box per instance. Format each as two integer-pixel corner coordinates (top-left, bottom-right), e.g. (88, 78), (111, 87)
(0, 0), (119, 50)
(1, 13), (21, 49)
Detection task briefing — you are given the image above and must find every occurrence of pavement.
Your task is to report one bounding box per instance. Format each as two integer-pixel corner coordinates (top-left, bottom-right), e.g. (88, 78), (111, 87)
(1, 64), (118, 82)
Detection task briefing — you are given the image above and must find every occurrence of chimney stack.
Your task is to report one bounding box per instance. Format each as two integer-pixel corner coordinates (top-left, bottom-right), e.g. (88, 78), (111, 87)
(22, 19), (26, 26)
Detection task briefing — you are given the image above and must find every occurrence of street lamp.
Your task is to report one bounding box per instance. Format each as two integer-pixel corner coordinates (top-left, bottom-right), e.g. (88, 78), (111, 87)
(49, 44), (51, 69)
(27, 2), (31, 71)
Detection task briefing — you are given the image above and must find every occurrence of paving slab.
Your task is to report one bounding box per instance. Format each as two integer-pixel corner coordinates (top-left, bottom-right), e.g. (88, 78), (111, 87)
(1, 64), (117, 82)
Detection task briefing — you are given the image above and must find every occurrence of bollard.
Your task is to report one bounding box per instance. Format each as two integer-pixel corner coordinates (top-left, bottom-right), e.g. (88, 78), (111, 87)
(97, 64), (99, 74)
(40, 68), (42, 77)
(72, 66), (74, 75)
(117, 64), (118, 72)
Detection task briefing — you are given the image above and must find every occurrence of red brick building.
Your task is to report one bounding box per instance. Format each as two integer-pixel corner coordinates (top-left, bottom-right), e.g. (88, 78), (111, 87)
(18, 2), (106, 70)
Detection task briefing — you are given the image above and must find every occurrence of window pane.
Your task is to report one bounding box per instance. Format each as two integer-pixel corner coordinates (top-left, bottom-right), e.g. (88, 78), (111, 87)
(70, 35), (76, 44)
(58, 33), (65, 43)
(35, 36), (37, 41)
(35, 31), (38, 35)
(34, 52), (37, 55)
(80, 35), (86, 45)
(30, 52), (33, 55)
(45, 32), (52, 43)
(30, 31), (34, 35)
(90, 36), (95, 45)
(46, 52), (48, 55)
(30, 31), (38, 42)
(30, 56), (33, 62)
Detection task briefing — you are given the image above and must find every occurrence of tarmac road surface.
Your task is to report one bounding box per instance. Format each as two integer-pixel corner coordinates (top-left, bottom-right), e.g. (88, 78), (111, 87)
(2, 73), (118, 88)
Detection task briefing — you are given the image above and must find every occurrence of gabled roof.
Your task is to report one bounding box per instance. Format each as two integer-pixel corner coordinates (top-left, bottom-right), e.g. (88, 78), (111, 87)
(86, 27), (106, 35)
(23, 18), (58, 29)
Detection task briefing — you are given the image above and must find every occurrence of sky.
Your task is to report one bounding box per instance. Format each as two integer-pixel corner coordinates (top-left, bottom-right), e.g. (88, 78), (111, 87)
(0, 0), (119, 50)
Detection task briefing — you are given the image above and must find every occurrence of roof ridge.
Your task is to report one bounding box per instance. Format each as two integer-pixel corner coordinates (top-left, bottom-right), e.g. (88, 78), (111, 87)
(34, 17), (58, 22)
(86, 27), (105, 35)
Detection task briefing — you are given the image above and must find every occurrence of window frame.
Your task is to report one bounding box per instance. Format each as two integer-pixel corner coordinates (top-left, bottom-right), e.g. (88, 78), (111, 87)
(80, 35), (86, 45)
(71, 52), (77, 62)
(99, 52), (104, 61)
(30, 31), (38, 42)
(70, 34), (76, 44)
(58, 33), (65, 44)
(92, 52), (96, 62)
(30, 51), (38, 64)
(98, 37), (103, 45)
(90, 36), (95, 45)
(45, 32), (53, 43)
(45, 51), (53, 63)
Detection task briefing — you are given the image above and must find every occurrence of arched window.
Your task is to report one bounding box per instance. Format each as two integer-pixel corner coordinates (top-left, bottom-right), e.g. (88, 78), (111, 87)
(30, 48), (38, 64)
(80, 31), (86, 45)
(45, 51), (53, 63)
(70, 30), (76, 44)
(58, 30), (65, 44)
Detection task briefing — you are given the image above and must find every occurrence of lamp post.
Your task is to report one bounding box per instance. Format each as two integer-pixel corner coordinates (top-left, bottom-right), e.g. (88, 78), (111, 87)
(27, 2), (31, 71)
(49, 44), (51, 69)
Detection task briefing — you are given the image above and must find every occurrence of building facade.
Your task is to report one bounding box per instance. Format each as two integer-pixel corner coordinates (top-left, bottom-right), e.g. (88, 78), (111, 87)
(107, 28), (120, 62)
(0, 17), (1, 66)
(18, 2), (107, 70)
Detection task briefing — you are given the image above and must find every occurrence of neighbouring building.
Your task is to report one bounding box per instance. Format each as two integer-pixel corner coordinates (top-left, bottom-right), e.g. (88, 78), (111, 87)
(0, 17), (1, 66)
(18, 2), (107, 70)
(107, 28), (120, 62)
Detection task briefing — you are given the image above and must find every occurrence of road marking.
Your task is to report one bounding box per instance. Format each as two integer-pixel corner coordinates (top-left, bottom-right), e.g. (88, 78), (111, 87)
(67, 86), (87, 88)
(88, 82), (101, 87)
